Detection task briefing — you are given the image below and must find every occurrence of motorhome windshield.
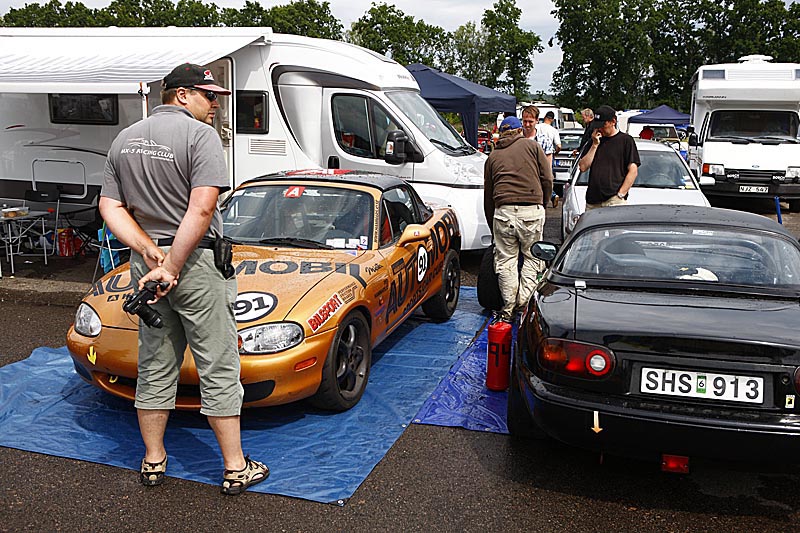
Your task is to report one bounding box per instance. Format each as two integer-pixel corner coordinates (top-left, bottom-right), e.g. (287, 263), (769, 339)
(707, 110), (800, 141)
(386, 91), (475, 155)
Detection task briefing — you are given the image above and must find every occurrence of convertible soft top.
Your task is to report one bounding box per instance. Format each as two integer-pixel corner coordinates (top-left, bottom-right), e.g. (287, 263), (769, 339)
(573, 204), (793, 239)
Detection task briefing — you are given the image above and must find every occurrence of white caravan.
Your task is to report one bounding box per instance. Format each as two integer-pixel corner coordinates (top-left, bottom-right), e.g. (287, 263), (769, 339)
(687, 54), (800, 210)
(0, 27), (490, 249)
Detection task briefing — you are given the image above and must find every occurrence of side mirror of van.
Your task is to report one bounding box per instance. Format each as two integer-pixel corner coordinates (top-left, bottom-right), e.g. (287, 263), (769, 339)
(384, 130), (424, 165)
(688, 132), (699, 147)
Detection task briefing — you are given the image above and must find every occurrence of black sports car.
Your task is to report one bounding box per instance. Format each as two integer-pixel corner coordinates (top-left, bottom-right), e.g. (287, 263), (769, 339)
(509, 205), (800, 469)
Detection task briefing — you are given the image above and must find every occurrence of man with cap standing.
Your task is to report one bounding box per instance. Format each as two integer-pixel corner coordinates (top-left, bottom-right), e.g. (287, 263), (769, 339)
(99, 63), (269, 495)
(578, 105), (640, 210)
(484, 116), (553, 323)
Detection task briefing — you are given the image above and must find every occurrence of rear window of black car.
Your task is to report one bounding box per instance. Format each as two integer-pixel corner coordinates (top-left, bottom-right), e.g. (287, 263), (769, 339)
(557, 225), (800, 289)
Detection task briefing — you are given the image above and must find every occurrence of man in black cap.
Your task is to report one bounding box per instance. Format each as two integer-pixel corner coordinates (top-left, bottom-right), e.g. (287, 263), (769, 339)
(99, 63), (269, 495)
(578, 105), (640, 209)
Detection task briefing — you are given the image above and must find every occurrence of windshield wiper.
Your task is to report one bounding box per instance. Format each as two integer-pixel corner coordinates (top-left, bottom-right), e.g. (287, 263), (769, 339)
(429, 138), (461, 152)
(708, 135), (752, 144)
(258, 237), (333, 249)
(754, 136), (799, 144)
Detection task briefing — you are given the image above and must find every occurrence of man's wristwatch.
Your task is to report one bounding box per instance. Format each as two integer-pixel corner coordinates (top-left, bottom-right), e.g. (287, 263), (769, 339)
(616, 192), (626, 199)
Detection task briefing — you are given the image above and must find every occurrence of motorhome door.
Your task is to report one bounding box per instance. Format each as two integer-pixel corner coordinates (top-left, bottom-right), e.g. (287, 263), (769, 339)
(207, 58), (234, 188)
(321, 89), (411, 178)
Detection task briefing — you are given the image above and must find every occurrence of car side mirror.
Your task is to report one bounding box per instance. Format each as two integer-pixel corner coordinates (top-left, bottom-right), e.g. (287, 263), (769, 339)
(688, 132), (699, 147)
(397, 223), (431, 247)
(384, 130), (424, 165)
(531, 241), (558, 263)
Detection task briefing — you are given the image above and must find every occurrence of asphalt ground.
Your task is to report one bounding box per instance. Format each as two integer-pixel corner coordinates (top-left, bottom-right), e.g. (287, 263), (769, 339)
(2, 198), (800, 532)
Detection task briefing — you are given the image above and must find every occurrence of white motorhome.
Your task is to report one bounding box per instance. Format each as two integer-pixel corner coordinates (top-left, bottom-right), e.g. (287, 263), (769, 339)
(687, 55), (800, 210)
(0, 27), (490, 249)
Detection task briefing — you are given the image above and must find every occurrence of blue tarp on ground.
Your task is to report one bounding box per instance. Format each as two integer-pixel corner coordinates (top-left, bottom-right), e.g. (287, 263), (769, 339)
(0, 288), (487, 504)
(413, 322), (509, 435)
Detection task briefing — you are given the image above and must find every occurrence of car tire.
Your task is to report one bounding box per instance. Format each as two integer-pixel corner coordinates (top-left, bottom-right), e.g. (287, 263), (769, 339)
(507, 361), (545, 439)
(477, 245), (503, 311)
(422, 249), (460, 321)
(309, 311), (371, 411)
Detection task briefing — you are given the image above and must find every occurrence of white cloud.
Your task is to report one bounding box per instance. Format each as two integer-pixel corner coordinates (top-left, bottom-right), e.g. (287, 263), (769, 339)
(0, 0), (560, 92)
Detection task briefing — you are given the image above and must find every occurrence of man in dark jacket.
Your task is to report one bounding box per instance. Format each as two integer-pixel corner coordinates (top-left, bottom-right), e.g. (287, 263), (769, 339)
(484, 116), (553, 322)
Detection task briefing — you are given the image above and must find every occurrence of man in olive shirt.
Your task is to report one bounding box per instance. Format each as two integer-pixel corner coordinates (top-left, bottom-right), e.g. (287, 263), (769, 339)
(484, 116), (553, 322)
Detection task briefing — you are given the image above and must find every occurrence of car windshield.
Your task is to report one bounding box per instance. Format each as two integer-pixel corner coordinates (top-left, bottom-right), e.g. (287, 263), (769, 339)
(386, 91), (475, 155)
(707, 110), (800, 140)
(560, 134), (582, 151)
(221, 184), (374, 250)
(574, 150), (696, 189)
(556, 225), (800, 289)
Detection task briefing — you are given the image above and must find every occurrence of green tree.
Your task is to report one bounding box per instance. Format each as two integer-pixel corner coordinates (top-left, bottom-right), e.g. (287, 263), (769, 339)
(3, 0), (99, 27)
(267, 0), (342, 40)
(481, 0), (542, 100)
(443, 21), (491, 83)
(347, 3), (449, 67)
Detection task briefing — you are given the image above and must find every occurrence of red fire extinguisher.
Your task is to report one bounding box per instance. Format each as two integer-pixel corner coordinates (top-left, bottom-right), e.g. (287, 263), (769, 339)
(486, 321), (512, 391)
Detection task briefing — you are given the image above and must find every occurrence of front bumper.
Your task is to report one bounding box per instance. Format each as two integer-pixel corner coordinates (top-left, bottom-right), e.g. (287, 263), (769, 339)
(67, 324), (336, 409)
(702, 179), (800, 200)
(517, 365), (800, 463)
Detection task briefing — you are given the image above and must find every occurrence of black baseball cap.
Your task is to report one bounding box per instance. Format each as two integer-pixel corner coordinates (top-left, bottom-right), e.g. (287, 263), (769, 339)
(544, 111), (555, 119)
(590, 105), (617, 129)
(162, 63), (231, 95)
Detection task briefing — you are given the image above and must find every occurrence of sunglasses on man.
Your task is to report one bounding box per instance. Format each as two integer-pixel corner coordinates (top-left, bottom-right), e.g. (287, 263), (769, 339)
(185, 87), (219, 102)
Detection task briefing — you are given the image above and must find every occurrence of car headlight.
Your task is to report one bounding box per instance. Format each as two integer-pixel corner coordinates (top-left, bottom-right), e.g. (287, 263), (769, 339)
(239, 322), (304, 354)
(442, 154), (484, 186)
(74, 302), (101, 337)
(702, 163), (724, 176)
(786, 167), (800, 181)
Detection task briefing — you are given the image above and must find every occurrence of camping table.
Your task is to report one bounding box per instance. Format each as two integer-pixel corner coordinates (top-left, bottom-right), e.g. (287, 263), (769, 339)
(0, 210), (49, 276)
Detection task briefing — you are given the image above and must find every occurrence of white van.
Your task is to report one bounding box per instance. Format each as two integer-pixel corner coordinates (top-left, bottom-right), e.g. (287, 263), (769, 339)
(516, 102), (579, 129)
(0, 27), (490, 249)
(687, 55), (800, 210)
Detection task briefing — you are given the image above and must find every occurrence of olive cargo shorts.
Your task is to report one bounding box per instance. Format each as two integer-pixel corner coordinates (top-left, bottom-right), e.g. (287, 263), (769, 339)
(130, 248), (243, 417)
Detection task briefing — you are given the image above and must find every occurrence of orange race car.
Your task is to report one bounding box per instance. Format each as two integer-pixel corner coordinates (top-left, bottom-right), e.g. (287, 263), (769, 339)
(67, 171), (461, 411)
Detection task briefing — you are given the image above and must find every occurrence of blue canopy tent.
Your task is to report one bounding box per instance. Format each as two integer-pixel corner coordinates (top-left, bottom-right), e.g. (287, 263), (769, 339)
(629, 104), (690, 126)
(406, 63), (516, 148)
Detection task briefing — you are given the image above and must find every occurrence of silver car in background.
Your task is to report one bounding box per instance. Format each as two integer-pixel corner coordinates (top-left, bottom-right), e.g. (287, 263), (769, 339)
(561, 139), (714, 239)
(553, 128), (585, 196)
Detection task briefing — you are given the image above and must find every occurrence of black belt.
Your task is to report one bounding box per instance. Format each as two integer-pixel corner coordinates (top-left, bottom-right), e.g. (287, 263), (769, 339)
(155, 237), (216, 249)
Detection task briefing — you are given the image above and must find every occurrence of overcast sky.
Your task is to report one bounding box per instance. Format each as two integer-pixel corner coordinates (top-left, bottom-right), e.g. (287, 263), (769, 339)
(0, 0), (561, 93)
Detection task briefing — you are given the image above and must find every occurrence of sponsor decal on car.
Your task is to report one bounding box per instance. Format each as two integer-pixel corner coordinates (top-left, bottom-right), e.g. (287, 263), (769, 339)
(339, 282), (357, 304)
(308, 294), (344, 332)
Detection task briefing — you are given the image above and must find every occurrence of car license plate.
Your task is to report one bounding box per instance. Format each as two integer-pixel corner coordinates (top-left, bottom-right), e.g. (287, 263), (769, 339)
(739, 185), (769, 193)
(640, 367), (763, 403)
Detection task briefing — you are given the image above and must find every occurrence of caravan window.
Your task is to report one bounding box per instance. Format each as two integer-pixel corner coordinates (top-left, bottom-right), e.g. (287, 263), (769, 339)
(708, 110), (799, 139)
(49, 94), (118, 125)
(236, 91), (268, 134)
(331, 95), (400, 159)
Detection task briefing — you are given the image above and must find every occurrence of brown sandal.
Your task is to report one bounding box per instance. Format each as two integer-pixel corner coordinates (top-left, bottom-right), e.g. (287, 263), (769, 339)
(221, 455), (269, 495)
(140, 456), (168, 486)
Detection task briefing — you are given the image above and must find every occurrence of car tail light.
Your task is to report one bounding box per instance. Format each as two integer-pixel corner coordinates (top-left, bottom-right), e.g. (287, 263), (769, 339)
(661, 454), (690, 474)
(538, 339), (615, 379)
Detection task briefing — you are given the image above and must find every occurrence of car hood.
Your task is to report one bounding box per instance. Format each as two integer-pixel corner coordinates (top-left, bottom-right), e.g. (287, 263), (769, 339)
(703, 141), (800, 171)
(85, 247), (365, 330)
(537, 285), (800, 358)
(567, 185), (710, 216)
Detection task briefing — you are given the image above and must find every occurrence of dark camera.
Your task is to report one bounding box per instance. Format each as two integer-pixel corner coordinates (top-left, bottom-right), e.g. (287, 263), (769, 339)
(123, 281), (169, 328)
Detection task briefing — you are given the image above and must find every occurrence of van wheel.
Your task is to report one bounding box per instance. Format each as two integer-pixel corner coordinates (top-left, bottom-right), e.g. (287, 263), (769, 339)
(309, 311), (371, 411)
(422, 249), (460, 321)
(477, 245), (502, 311)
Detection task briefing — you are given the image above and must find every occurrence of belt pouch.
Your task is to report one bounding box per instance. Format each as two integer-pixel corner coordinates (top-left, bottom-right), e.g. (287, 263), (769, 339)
(214, 237), (234, 279)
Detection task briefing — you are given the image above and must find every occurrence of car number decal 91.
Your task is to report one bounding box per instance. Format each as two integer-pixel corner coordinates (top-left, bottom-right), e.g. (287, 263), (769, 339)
(234, 291), (277, 322)
(640, 367), (763, 404)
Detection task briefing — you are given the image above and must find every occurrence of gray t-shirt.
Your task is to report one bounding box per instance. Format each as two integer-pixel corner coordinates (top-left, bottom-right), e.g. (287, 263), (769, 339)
(101, 105), (229, 239)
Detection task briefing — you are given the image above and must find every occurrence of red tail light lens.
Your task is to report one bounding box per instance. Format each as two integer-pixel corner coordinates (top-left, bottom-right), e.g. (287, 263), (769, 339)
(538, 339), (615, 379)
